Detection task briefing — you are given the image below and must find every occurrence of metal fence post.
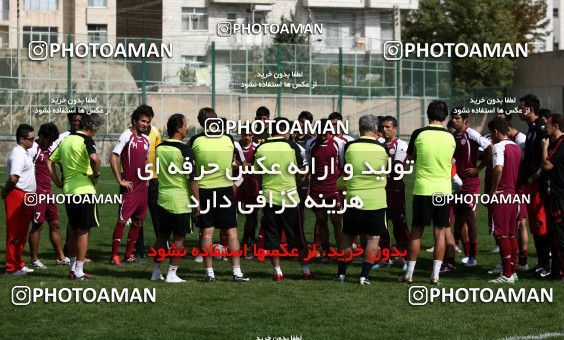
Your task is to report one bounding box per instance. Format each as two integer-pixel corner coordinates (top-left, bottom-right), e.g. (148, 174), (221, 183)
(276, 43), (281, 117)
(67, 33), (72, 103)
(211, 41), (216, 109)
(395, 59), (401, 130)
(141, 37), (147, 104)
(338, 47), (343, 113)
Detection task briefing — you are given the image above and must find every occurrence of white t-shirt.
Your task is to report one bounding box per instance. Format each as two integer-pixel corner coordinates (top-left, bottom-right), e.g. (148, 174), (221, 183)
(8, 144), (36, 193)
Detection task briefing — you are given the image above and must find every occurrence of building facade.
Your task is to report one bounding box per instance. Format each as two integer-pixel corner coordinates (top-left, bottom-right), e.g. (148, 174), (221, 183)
(0, 0), (116, 48)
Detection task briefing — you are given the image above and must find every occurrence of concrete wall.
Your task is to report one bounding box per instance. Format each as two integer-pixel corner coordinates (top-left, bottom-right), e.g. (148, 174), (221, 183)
(513, 50), (564, 114)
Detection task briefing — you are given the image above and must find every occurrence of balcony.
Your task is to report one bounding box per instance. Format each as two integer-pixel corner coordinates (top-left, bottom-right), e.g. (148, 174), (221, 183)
(304, 0), (418, 9)
(366, 0), (418, 9)
(303, 0), (364, 8)
(210, 0), (276, 3)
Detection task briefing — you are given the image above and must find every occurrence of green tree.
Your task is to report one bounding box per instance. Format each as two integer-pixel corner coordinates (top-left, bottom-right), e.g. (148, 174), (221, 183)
(403, 0), (547, 91)
(273, 11), (308, 45)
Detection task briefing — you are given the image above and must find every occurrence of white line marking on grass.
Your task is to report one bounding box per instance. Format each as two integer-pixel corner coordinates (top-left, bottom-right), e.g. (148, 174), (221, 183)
(502, 333), (564, 340)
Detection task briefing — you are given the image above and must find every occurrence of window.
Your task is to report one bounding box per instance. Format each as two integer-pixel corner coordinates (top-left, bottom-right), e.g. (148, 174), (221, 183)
(245, 11), (266, 25)
(181, 8), (208, 31)
(380, 12), (394, 41)
(226, 13), (237, 34)
(88, 0), (107, 7)
(23, 26), (58, 46)
(23, 0), (58, 11)
(87, 24), (107, 44)
(554, 8), (559, 18)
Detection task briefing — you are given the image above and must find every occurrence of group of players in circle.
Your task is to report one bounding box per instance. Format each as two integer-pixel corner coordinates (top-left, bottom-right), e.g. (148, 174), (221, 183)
(3, 95), (563, 285)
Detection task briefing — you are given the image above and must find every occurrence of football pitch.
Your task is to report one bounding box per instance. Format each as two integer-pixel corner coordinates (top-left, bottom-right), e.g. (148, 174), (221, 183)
(0, 167), (562, 339)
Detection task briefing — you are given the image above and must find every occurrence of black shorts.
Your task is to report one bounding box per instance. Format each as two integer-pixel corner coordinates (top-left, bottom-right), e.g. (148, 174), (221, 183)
(262, 206), (306, 251)
(412, 195), (450, 227)
(157, 204), (191, 236)
(343, 208), (387, 236)
(197, 187), (237, 229)
(65, 194), (99, 229)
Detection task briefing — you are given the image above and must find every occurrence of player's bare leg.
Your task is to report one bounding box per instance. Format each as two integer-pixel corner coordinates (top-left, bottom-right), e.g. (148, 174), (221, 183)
(315, 209), (330, 250)
(242, 210), (258, 246)
(67, 228), (78, 278)
(441, 226), (457, 274)
(227, 227), (249, 281)
(456, 213), (470, 260)
(29, 222), (44, 266)
(403, 226), (424, 283)
(335, 232), (354, 282)
(270, 255), (283, 281)
(465, 208), (478, 265)
(150, 231), (170, 282)
(431, 226), (447, 283)
(329, 213), (343, 250)
(201, 227), (215, 281)
(47, 220), (66, 262)
(73, 228), (90, 279)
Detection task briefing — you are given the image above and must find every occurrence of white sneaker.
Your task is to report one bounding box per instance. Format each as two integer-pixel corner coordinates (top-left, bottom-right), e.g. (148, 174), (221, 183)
(489, 274), (515, 283)
(194, 255), (203, 263)
(56, 257), (71, 265)
(461, 256), (469, 264)
(32, 259), (47, 269)
(165, 275), (186, 283)
(425, 246), (435, 253)
(512, 273), (518, 281)
(5, 269), (27, 276)
(20, 266), (34, 273)
(430, 276), (441, 285)
(150, 273), (164, 281)
(488, 264), (502, 274)
(517, 264), (529, 271)
(465, 258), (477, 266)
(454, 245), (462, 253)
(490, 246), (500, 254)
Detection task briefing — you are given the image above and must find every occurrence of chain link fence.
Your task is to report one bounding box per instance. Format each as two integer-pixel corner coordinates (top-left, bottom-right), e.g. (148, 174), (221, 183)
(0, 33), (452, 138)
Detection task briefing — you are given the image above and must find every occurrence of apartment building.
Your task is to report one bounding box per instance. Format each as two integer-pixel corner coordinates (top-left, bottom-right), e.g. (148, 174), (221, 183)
(0, 0), (116, 48)
(117, 0), (418, 84)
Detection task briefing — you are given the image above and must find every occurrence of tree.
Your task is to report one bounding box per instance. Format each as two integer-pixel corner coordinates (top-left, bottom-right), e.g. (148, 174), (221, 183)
(403, 0), (548, 91)
(273, 11), (308, 45)
(513, 0), (550, 48)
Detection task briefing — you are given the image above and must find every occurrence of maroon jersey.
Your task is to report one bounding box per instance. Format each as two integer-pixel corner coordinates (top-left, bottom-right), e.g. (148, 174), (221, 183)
(240, 142), (255, 163)
(453, 127), (491, 192)
(492, 139), (521, 194)
(309, 136), (343, 195)
(112, 129), (150, 188)
(235, 142), (257, 179)
(29, 142), (52, 192)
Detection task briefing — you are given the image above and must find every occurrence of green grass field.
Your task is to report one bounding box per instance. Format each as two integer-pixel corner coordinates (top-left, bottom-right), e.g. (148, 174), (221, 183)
(0, 167), (562, 339)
